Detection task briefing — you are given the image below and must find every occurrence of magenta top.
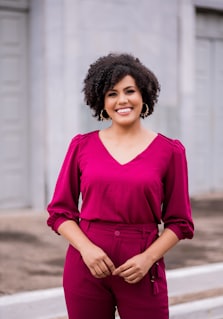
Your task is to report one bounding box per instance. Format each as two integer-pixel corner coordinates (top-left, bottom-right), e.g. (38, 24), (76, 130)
(47, 131), (194, 240)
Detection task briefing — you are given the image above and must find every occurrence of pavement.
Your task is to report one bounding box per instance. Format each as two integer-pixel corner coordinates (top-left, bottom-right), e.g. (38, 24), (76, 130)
(0, 195), (223, 318)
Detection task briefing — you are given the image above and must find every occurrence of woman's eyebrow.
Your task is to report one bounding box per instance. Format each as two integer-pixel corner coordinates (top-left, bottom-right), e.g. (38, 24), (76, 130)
(109, 85), (136, 91)
(124, 86), (136, 89)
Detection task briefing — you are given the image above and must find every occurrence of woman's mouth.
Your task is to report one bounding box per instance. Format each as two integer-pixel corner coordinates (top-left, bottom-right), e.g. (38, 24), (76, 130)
(116, 107), (132, 114)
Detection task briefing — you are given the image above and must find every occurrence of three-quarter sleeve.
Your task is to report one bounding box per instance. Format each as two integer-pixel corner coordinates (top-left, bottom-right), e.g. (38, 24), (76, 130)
(47, 135), (81, 233)
(162, 140), (194, 240)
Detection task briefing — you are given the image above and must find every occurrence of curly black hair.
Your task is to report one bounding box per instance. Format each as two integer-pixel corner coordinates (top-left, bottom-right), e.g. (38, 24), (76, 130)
(83, 53), (160, 120)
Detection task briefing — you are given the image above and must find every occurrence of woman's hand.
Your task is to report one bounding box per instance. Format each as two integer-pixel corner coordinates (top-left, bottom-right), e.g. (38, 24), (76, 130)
(80, 243), (116, 279)
(113, 228), (179, 284)
(57, 220), (116, 279)
(112, 252), (152, 284)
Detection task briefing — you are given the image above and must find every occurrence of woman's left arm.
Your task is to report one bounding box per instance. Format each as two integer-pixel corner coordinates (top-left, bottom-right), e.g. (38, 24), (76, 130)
(113, 228), (178, 283)
(143, 228), (179, 263)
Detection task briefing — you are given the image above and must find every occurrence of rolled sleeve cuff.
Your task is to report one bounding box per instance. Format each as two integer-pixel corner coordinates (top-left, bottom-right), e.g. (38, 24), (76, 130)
(165, 223), (194, 240)
(53, 217), (70, 234)
(47, 212), (79, 234)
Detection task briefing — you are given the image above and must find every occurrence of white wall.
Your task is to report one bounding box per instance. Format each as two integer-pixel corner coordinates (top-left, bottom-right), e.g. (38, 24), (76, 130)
(29, 0), (182, 206)
(29, 0), (223, 208)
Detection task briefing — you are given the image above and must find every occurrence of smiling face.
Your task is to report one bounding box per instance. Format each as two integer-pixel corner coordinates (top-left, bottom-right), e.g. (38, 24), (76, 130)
(104, 75), (143, 127)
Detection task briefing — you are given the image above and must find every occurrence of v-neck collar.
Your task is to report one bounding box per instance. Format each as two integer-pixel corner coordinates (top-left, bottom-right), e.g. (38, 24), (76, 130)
(96, 130), (159, 166)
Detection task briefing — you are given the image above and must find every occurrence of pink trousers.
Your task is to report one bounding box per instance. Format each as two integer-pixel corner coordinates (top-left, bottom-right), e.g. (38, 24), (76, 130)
(63, 220), (169, 319)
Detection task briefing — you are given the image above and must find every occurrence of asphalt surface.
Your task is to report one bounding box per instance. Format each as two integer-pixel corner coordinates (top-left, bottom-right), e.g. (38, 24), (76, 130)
(0, 196), (223, 296)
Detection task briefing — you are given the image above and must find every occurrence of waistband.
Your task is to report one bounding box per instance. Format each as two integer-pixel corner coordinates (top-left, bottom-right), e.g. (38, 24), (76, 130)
(80, 219), (158, 238)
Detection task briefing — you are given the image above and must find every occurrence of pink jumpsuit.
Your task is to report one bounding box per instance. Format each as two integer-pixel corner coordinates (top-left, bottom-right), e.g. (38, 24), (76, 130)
(47, 131), (194, 319)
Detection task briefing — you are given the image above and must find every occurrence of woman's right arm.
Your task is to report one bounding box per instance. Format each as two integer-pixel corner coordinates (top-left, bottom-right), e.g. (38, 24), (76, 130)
(47, 136), (115, 278)
(58, 220), (116, 278)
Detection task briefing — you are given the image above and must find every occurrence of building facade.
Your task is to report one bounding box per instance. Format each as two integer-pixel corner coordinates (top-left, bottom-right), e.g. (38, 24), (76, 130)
(0, 0), (223, 210)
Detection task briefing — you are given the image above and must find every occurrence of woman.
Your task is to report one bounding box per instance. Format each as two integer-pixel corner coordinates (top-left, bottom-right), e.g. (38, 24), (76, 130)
(47, 53), (194, 319)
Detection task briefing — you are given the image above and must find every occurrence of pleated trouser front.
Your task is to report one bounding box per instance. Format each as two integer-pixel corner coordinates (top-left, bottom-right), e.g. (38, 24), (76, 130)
(63, 220), (169, 319)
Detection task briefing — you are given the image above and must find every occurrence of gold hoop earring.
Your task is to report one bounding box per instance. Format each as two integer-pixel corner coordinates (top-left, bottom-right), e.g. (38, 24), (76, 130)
(100, 109), (110, 121)
(140, 103), (149, 118)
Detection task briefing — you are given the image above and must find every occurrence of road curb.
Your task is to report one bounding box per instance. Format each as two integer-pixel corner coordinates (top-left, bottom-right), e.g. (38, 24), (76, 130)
(167, 262), (223, 297)
(0, 288), (66, 319)
(170, 295), (223, 319)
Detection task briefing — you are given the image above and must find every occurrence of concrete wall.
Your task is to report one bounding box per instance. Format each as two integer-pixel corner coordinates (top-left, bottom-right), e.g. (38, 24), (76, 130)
(29, 0), (181, 205)
(28, 0), (223, 208)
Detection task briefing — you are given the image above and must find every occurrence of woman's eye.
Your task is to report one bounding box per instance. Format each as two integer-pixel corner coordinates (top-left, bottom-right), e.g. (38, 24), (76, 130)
(107, 92), (116, 97)
(126, 89), (135, 94)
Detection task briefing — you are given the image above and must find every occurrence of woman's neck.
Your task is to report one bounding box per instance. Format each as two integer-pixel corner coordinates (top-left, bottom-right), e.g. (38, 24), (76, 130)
(106, 121), (146, 139)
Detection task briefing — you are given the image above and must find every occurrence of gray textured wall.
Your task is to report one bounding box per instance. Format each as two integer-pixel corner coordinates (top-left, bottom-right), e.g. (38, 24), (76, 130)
(29, 0), (223, 207)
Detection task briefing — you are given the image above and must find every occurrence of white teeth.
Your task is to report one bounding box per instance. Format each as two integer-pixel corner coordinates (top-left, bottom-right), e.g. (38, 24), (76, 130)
(117, 108), (132, 114)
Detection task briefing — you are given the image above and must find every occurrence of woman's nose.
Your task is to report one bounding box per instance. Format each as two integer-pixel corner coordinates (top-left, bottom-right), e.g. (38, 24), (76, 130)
(118, 93), (128, 104)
